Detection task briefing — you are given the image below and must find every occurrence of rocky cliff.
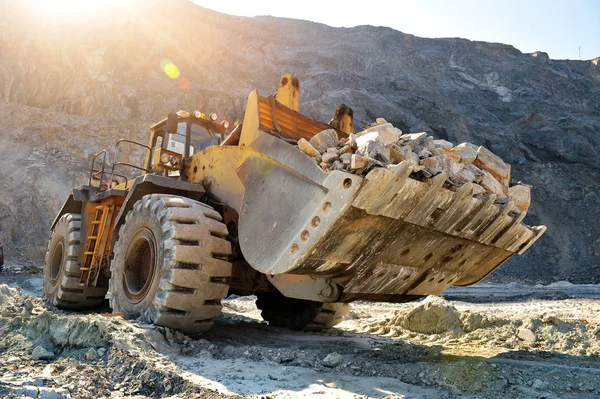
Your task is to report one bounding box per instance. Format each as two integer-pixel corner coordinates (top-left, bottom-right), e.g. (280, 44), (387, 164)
(0, 0), (598, 282)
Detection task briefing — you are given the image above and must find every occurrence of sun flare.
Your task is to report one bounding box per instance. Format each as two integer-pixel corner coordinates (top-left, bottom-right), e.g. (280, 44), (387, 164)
(25, 0), (134, 18)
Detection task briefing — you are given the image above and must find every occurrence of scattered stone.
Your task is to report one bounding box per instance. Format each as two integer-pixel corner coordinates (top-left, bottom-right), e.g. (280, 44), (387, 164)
(517, 328), (536, 343)
(321, 352), (343, 367)
(375, 117), (387, 124)
(32, 346), (55, 361)
(85, 348), (98, 361)
(509, 184), (531, 213)
(7, 356), (21, 364)
(309, 129), (339, 149)
(298, 138), (320, 158)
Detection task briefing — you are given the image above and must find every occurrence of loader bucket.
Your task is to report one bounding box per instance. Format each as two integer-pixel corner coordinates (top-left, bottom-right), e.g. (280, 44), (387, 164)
(237, 132), (545, 302)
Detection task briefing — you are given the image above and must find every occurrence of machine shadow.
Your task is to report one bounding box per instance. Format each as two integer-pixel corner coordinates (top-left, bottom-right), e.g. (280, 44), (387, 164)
(162, 312), (600, 398)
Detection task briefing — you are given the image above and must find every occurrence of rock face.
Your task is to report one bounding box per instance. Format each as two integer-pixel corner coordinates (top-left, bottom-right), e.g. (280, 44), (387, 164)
(0, 0), (599, 282)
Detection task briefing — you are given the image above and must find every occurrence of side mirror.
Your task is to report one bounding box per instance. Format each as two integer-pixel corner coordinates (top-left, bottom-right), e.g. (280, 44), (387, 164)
(166, 112), (179, 134)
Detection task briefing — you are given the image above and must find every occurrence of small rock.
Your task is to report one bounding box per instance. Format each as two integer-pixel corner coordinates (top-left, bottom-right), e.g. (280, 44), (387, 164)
(388, 144), (419, 166)
(517, 328), (536, 343)
(420, 155), (462, 177)
(463, 164), (485, 183)
(14, 386), (39, 398)
(23, 299), (34, 310)
(417, 149), (433, 159)
(39, 387), (69, 399)
(322, 152), (339, 164)
(357, 140), (390, 163)
(479, 170), (506, 197)
(340, 153), (352, 165)
(355, 123), (401, 146)
(32, 346), (55, 361)
(309, 129), (339, 149)
(400, 132), (428, 148)
(97, 347), (107, 356)
(332, 161), (344, 170)
(339, 145), (352, 154)
(298, 138), (321, 158)
(432, 139), (454, 150)
(450, 142), (478, 164)
(471, 183), (487, 196)
(7, 356), (20, 364)
(349, 133), (358, 150)
(85, 348), (98, 361)
(473, 146), (511, 189)
(21, 309), (32, 318)
(321, 352), (343, 367)
(532, 379), (545, 389)
(509, 184), (531, 213)
(375, 117), (387, 124)
(351, 154), (375, 171)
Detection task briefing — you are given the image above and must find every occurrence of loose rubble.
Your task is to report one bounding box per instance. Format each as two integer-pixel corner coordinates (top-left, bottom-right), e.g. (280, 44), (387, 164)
(298, 120), (533, 214)
(2, 276), (600, 398)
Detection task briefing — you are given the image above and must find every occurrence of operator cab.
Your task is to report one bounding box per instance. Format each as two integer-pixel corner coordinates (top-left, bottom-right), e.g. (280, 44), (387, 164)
(146, 111), (230, 176)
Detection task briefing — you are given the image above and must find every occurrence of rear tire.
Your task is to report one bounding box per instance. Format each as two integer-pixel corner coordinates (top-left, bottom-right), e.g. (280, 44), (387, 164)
(43, 213), (107, 308)
(256, 291), (350, 331)
(108, 194), (232, 335)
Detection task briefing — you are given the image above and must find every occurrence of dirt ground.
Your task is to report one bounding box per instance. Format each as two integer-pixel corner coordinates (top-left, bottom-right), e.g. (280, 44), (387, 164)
(1, 262), (600, 399)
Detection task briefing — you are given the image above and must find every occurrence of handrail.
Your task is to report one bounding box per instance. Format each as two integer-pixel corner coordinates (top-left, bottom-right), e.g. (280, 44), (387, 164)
(89, 150), (107, 186)
(109, 140), (151, 190)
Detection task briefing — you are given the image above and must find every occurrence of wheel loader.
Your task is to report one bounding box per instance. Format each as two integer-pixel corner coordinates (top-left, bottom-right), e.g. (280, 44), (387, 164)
(44, 74), (546, 334)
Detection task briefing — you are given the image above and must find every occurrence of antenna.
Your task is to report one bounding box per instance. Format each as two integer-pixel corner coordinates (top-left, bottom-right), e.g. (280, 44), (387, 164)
(579, 46), (581, 60)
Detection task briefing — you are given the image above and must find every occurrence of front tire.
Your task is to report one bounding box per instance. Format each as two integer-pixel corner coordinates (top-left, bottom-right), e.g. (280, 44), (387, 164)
(256, 291), (350, 331)
(108, 194), (232, 335)
(43, 213), (107, 308)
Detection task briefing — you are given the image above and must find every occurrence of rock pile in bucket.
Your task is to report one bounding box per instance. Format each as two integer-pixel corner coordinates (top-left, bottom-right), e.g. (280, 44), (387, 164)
(297, 118), (531, 214)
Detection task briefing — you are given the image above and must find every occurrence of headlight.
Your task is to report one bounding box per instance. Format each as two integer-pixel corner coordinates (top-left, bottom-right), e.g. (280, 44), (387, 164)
(170, 156), (180, 167)
(209, 112), (218, 121)
(193, 110), (202, 119)
(222, 120), (230, 129)
(160, 153), (171, 164)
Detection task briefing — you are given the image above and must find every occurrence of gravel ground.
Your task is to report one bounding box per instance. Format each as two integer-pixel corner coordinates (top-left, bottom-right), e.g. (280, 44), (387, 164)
(1, 265), (599, 399)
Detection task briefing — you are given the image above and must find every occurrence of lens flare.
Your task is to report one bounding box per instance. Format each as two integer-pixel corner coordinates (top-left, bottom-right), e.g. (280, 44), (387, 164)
(160, 59), (180, 79)
(177, 77), (191, 91)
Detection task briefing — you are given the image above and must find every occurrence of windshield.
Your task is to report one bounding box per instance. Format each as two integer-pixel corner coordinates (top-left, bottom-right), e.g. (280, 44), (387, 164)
(190, 124), (219, 154)
(163, 121), (220, 156)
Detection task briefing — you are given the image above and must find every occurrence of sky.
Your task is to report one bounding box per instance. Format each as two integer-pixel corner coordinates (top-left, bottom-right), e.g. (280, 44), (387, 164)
(194, 0), (600, 60)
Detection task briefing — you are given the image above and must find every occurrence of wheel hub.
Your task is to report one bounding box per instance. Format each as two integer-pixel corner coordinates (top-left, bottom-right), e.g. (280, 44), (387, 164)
(123, 228), (157, 303)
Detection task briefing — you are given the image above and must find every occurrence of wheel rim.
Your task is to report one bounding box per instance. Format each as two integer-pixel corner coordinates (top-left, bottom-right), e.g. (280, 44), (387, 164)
(50, 239), (64, 283)
(123, 228), (157, 303)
